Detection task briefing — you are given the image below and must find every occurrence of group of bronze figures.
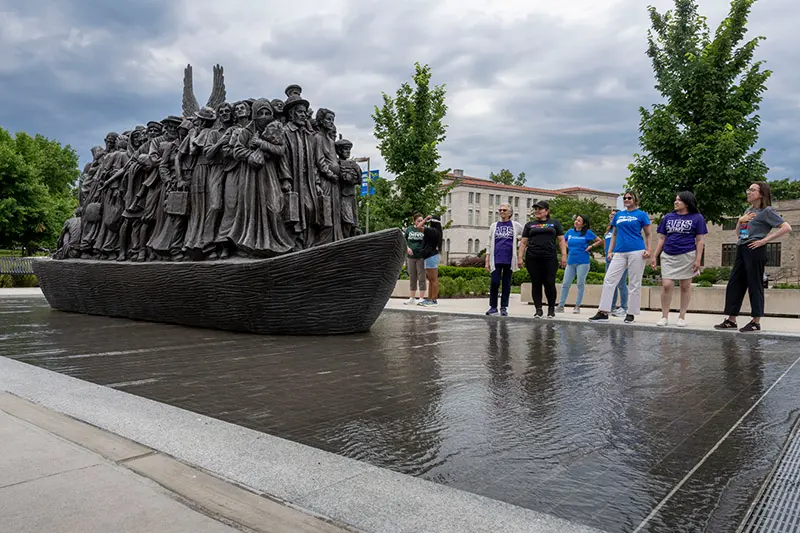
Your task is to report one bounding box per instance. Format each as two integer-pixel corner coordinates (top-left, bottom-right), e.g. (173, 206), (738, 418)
(56, 80), (362, 262)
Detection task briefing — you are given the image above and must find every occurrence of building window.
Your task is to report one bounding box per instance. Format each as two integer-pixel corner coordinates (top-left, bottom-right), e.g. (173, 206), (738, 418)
(446, 239), (450, 252)
(508, 196), (513, 204)
(495, 195), (500, 206)
(448, 193), (452, 205)
(721, 244), (737, 267)
(514, 213), (519, 222)
(468, 209), (473, 225)
(766, 243), (782, 267)
(527, 198), (532, 209)
(475, 193), (481, 205)
(721, 218), (737, 231)
(514, 197), (520, 208)
(489, 194), (494, 205)
(469, 192), (474, 204)
(476, 210), (481, 226)
(475, 239), (480, 253)
(448, 209), (452, 224)
(468, 239), (473, 253)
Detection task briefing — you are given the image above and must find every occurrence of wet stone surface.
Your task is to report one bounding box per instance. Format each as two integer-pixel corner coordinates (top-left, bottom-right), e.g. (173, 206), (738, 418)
(1, 296), (799, 533)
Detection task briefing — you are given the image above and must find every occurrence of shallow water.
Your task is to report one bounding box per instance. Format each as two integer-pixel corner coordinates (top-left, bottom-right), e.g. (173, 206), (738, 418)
(1, 297), (798, 532)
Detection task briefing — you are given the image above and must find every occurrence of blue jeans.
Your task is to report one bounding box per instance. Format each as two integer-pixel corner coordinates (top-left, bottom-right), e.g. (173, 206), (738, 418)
(559, 263), (591, 307)
(606, 259), (628, 310)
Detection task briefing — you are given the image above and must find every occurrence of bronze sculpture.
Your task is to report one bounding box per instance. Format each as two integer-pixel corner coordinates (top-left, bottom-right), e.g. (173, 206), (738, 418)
(40, 64), (406, 336)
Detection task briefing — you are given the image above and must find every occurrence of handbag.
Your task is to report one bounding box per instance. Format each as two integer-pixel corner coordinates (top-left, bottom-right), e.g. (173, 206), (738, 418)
(283, 191), (299, 223)
(165, 190), (189, 216)
(318, 195), (333, 227)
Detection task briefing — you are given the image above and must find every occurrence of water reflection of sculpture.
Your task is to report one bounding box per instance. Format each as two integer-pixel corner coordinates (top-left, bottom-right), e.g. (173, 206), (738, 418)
(58, 77), (362, 262)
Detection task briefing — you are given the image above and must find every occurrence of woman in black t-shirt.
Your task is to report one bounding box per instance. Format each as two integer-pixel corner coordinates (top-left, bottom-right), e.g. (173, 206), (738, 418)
(517, 201), (566, 318)
(417, 215), (443, 306)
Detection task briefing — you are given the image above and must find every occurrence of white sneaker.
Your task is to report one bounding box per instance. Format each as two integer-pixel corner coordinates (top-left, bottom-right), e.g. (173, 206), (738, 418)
(676, 318), (687, 327)
(612, 308), (627, 317)
(404, 297), (416, 305)
(656, 317), (668, 326)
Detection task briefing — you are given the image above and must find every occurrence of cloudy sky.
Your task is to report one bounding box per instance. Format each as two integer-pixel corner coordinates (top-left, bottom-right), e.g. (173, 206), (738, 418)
(1, 0), (796, 193)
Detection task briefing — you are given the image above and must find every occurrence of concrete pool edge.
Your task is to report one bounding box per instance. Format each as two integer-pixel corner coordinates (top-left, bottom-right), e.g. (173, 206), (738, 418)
(0, 357), (606, 533)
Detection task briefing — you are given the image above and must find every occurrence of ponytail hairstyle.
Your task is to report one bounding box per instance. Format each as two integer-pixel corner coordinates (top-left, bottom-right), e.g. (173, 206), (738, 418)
(576, 214), (590, 236)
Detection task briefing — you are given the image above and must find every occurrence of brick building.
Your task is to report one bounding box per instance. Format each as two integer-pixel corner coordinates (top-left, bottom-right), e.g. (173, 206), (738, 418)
(440, 170), (619, 264)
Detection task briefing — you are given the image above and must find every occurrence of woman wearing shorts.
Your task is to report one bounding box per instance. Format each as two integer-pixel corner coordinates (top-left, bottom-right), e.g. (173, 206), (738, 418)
(651, 191), (707, 327)
(418, 215), (443, 307)
(404, 213), (426, 304)
(714, 182), (792, 333)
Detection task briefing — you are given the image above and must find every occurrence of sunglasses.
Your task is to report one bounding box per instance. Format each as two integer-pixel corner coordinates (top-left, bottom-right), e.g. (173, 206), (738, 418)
(498, 209), (509, 212)
(623, 196), (634, 200)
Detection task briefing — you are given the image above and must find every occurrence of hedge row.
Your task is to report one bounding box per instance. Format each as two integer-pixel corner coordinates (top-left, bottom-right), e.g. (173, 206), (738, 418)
(0, 274), (39, 288)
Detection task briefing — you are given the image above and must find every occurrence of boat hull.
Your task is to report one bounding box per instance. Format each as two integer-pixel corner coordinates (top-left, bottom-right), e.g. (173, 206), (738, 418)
(34, 229), (406, 335)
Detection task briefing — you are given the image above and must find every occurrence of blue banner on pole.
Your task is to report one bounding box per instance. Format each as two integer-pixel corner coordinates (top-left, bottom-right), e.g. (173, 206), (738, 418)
(360, 170), (379, 196)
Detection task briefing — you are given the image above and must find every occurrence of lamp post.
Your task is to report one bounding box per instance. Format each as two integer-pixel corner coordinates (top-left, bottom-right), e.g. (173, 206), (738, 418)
(353, 156), (370, 234)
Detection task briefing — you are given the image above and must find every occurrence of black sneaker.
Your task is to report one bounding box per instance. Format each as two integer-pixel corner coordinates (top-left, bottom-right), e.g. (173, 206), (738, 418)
(486, 307), (499, 316)
(547, 307), (556, 319)
(714, 319), (738, 330)
(588, 311), (609, 322)
(739, 321), (761, 333)
(624, 314), (635, 324)
(500, 308), (508, 316)
(534, 308), (544, 319)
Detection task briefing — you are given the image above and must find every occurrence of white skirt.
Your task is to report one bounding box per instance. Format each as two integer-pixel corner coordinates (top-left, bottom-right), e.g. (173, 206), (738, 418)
(661, 251), (697, 280)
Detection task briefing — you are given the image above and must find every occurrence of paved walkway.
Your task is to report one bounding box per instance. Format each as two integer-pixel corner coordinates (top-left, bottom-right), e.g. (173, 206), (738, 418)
(385, 296), (800, 336)
(0, 392), (355, 533)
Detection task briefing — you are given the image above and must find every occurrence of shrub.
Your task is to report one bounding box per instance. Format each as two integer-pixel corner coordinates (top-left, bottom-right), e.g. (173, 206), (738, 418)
(0, 274), (12, 288)
(12, 275), (38, 287)
(696, 280), (713, 288)
(772, 283), (800, 289)
(695, 269), (718, 284)
(457, 255), (485, 268)
(438, 276), (458, 297)
(398, 265), (409, 280)
(586, 272), (605, 285)
(438, 266), (489, 281)
(467, 277), (490, 296)
(512, 269), (530, 286)
(589, 258), (606, 273)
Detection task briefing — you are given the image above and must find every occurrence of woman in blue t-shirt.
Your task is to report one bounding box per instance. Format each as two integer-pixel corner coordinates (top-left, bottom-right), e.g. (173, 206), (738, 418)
(556, 214), (602, 313)
(604, 209), (628, 317)
(651, 191), (708, 327)
(589, 190), (652, 324)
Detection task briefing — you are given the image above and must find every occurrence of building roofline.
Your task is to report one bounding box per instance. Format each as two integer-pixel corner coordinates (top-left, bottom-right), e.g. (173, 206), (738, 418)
(443, 174), (618, 197)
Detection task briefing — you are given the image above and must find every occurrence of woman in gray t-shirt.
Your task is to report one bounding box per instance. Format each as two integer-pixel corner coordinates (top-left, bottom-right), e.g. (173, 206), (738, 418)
(715, 182), (792, 333)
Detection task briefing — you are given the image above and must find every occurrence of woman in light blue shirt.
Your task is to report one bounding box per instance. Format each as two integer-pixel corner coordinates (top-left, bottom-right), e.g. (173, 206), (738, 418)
(557, 214), (602, 313)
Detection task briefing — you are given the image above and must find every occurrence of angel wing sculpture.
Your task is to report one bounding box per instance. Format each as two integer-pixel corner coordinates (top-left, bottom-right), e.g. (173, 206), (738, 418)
(182, 64), (226, 117)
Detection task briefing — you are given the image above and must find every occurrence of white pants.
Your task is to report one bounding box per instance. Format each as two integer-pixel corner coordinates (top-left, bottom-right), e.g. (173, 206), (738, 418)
(600, 251), (646, 314)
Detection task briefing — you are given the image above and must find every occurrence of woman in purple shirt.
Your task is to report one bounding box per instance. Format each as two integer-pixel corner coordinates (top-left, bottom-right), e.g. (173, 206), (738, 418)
(651, 191), (707, 327)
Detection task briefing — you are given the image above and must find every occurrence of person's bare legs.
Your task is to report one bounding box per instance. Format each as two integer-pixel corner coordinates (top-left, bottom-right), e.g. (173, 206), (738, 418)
(426, 268), (439, 301)
(679, 279), (692, 320)
(660, 278), (674, 320)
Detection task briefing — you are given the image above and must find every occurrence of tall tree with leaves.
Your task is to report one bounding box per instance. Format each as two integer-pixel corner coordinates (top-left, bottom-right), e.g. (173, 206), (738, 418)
(0, 128), (79, 254)
(488, 168), (527, 187)
(767, 178), (800, 201)
(371, 62), (449, 229)
(627, 0), (771, 224)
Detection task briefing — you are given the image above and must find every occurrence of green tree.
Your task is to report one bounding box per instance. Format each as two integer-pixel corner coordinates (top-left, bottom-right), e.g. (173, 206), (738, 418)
(488, 168), (527, 187)
(371, 62), (449, 230)
(768, 178), (800, 200)
(0, 127), (79, 254)
(627, 0), (772, 223)
(547, 196), (612, 234)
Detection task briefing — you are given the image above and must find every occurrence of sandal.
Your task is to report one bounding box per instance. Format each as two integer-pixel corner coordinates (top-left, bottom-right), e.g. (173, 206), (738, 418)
(713, 319), (737, 330)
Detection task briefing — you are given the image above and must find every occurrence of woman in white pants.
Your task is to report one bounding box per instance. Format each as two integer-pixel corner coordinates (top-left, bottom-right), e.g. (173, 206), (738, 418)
(589, 191), (652, 324)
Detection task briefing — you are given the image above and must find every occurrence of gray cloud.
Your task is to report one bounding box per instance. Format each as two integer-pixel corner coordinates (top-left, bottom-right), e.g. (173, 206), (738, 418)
(0, 0), (796, 195)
